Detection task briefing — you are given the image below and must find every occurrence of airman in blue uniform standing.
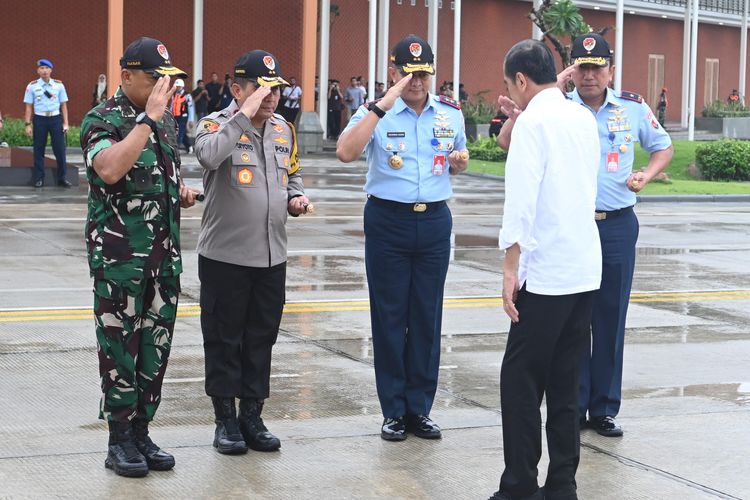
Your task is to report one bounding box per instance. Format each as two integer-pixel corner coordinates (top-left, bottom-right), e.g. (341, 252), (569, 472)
(24, 58), (71, 187)
(565, 34), (673, 437)
(337, 34), (469, 442)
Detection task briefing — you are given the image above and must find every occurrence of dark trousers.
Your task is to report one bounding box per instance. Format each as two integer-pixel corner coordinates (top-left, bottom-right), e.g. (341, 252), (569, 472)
(32, 114), (66, 182)
(499, 287), (595, 499)
(199, 255), (286, 399)
(327, 109), (341, 138)
(175, 115), (191, 151)
(364, 199), (452, 418)
(281, 106), (299, 124)
(579, 209), (638, 419)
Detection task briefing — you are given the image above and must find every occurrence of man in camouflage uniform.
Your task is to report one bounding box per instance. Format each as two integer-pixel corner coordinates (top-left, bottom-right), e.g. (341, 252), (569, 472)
(80, 37), (199, 478)
(194, 49), (309, 455)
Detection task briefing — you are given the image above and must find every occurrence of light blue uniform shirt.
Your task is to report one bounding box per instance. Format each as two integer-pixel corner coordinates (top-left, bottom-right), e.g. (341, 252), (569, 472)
(23, 78), (68, 114)
(344, 93), (467, 203)
(569, 88), (671, 211)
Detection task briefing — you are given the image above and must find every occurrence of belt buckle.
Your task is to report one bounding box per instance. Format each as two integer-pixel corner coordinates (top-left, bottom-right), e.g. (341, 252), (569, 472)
(594, 212), (606, 221)
(413, 203), (427, 213)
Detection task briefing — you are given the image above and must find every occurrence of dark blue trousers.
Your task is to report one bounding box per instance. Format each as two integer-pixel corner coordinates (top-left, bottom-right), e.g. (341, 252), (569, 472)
(364, 199), (452, 418)
(176, 115), (191, 151)
(32, 114), (67, 183)
(579, 209), (639, 419)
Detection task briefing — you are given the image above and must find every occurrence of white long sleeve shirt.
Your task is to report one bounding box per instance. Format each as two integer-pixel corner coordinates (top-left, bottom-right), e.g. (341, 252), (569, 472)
(499, 87), (602, 295)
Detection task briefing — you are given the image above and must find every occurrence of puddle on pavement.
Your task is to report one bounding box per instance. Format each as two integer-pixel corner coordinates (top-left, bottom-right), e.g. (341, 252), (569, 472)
(625, 382), (750, 406)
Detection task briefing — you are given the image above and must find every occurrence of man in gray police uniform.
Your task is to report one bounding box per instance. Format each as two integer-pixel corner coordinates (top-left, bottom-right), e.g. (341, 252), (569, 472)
(194, 49), (310, 455)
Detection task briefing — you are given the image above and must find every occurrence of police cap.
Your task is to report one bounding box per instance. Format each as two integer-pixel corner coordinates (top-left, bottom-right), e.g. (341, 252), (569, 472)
(234, 50), (289, 87)
(120, 37), (188, 78)
(390, 35), (435, 75)
(571, 33), (612, 67)
(37, 59), (54, 69)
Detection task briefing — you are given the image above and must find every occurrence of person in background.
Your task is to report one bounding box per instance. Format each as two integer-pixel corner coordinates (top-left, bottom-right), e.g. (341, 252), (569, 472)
(23, 58), (70, 188)
(192, 79), (209, 120)
(206, 72), (222, 112)
(92, 74), (107, 107)
(327, 79), (344, 139)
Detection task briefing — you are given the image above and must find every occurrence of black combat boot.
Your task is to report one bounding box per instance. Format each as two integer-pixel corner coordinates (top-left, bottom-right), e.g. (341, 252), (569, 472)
(211, 397), (248, 455)
(105, 420), (149, 477)
(238, 399), (281, 452)
(132, 417), (176, 470)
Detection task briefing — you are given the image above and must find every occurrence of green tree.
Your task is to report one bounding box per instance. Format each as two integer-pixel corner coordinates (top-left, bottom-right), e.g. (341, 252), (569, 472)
(529, 0), (608, 68)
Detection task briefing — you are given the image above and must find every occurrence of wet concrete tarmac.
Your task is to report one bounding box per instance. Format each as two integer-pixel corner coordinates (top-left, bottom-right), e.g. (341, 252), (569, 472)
(0, 153), (748, 499)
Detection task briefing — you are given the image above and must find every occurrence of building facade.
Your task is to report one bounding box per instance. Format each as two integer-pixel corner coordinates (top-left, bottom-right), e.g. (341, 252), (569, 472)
(1, 0), (747, 125)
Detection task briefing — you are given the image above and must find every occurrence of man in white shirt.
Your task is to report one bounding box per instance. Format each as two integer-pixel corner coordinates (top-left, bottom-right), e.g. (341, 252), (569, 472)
(281, 77), (302, 124)
(489, 40), (601, 500)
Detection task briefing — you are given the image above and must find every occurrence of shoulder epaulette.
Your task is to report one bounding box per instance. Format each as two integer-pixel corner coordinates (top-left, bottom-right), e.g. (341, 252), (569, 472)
(54, 79), (63, 84)
(619, 91), (643, 103)
(28, 80), (37, 86)
(438, 95), (461, 109)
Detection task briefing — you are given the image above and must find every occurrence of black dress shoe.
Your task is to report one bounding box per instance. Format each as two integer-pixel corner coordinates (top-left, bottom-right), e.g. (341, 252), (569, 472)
(405, 414), (442, 439)
(57, 179), (72, 187)
(34, 180), (43, 188)
(590, 415), (623, 437)
(381, 416), (406, 441)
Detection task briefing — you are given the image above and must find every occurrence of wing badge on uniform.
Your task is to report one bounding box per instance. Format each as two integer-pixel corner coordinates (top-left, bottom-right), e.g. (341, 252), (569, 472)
(273, 136), (289, 144)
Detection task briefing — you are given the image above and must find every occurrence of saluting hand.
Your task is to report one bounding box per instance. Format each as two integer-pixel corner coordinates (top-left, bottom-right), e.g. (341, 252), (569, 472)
(240, 86), (272, 119)
(556, 62), (578, 93)
(377, 74), (413, 112)
(145, 76), (177, 123)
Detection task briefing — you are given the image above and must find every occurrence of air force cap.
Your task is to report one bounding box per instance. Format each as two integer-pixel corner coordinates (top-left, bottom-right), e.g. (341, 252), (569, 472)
(390, 35), (435, 75)
(37, 59), (54, 69)
(234, 50), (289, 87)
(571, 33), (612, 67)
(120, 37), (188, 78)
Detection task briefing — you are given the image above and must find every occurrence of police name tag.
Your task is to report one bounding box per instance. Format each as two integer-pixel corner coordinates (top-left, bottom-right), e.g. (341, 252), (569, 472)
(433, 127), (454, 138)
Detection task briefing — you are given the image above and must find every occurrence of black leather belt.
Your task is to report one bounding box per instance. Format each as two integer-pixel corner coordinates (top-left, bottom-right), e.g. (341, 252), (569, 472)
(595, 205), (634, 221)
(368, 195), (446, 213)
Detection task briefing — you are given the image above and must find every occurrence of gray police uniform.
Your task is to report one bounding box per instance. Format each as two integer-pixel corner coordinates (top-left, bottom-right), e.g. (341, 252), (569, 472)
(194, 100), (304, 398)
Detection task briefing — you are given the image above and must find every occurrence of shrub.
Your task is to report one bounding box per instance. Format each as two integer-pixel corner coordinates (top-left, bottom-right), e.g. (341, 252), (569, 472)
(462, 90), (497, 124)
(695, 139), (750, 181)
(467, 136), (507, 162)
(0, 117), (81, 148)
(701, 100), (750, 118)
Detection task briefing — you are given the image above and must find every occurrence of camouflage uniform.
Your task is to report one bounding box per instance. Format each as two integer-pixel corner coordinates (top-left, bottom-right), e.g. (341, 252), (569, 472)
(81, 87), (183, 423)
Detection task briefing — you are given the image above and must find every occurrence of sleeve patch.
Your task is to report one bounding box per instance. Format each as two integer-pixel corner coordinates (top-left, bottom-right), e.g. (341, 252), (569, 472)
(202, 119), (220, 132)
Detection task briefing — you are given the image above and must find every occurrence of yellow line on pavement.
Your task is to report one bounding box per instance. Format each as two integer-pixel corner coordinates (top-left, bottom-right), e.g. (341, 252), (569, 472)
(0, 290), (748, 323)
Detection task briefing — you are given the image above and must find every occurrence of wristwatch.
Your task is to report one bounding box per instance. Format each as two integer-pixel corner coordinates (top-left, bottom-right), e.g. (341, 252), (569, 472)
(135, 112), (158, 130)
(368, 101), (386, 119)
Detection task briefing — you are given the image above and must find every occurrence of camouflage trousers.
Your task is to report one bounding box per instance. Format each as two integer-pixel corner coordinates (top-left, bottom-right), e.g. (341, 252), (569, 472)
(93, 276), (180, 422)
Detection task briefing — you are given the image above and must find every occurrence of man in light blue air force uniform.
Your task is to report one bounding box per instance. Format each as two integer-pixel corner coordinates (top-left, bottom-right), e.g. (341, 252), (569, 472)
(337, 34), (469, 442)
(565, 33), (673, 437)
(24, 58), (71, 188)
